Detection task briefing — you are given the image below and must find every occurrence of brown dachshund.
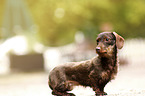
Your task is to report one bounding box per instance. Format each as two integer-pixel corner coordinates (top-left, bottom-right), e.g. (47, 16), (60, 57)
(48, 32), (124, 96)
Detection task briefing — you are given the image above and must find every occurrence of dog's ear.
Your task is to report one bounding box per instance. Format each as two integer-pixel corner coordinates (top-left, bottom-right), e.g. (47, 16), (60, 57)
(113, 32), (124, 49)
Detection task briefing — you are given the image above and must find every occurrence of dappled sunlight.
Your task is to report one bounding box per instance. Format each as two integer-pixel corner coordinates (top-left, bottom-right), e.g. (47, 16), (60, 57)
(54, 8), (65, 19)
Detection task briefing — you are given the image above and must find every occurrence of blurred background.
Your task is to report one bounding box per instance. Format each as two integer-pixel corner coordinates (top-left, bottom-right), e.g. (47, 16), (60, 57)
(0, 0), (145, 96)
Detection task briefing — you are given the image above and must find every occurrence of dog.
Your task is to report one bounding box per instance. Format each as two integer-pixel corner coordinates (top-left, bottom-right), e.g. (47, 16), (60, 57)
(48, 32), (124, 96)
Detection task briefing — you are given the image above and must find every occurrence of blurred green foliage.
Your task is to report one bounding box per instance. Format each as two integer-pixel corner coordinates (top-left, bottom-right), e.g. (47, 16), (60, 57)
(0, 0), (5, 38)
(0, 0), (5, 26)
(1, 0), (145, 46)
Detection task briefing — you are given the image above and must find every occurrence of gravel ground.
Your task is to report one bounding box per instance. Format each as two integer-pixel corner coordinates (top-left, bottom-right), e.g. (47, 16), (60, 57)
(0, 59), (145, 96)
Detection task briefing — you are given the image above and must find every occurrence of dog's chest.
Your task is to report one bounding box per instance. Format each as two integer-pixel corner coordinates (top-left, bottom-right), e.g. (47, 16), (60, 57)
(100, 71), (111, 80)
(100, 64), (118, 81)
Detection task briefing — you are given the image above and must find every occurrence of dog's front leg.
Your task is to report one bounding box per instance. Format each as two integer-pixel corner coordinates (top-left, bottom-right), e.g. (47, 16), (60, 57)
(89, 74), (101, 94)
(89, 71), (107, 96)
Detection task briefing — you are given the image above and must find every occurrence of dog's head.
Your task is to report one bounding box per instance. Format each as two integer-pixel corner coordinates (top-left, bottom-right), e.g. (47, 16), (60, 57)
(96, 32), (124, 57)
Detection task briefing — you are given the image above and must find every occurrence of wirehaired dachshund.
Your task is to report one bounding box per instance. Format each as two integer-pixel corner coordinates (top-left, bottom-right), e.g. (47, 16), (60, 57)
(48, 32), (124, 96)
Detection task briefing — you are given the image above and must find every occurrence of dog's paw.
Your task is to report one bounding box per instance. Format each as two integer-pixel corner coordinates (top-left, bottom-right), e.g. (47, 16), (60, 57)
(52, 91), (75, 96)
(66, 93), (75, 96)
(95, 92), (107, 96)
(58, 93), (75, 96)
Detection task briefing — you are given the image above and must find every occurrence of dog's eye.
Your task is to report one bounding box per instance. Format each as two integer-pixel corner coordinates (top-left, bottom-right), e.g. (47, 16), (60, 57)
(97, 39), (100, 43)
(106, 38), (109, 41)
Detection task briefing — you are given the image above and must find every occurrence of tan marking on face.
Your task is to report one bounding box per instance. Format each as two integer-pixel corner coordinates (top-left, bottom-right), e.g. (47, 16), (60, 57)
(106, 45), (115, 57)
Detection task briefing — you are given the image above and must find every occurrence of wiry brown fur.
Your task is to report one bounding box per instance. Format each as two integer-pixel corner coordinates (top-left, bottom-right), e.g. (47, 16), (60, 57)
(48, 32), (124, 96)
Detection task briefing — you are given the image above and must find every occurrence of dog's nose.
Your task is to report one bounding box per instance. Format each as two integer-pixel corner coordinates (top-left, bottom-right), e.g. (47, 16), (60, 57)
(96, 47), (101, 53)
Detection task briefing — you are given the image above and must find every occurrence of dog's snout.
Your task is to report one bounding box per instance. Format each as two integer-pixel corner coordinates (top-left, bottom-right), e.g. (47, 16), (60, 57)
(96, 46), (107, 54)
